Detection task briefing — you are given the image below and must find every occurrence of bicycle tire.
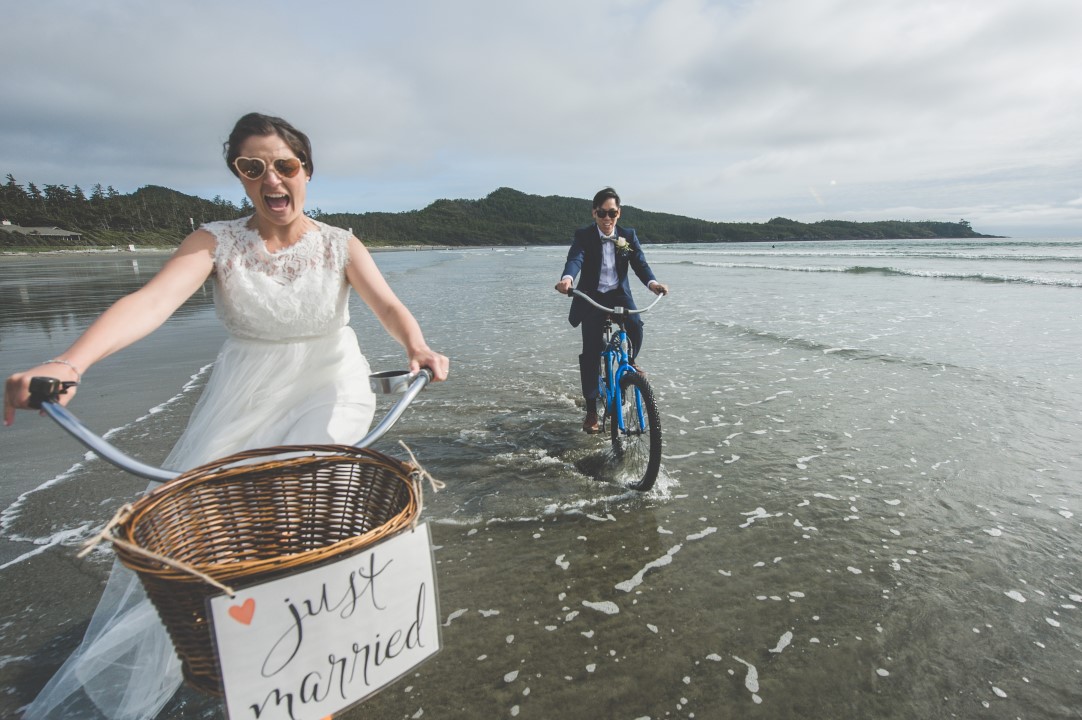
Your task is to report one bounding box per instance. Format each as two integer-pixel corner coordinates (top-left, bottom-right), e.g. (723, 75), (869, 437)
(609, 372), (662, 491)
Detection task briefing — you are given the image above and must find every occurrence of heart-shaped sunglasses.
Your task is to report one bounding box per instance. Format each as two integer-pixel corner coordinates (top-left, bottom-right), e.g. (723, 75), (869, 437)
(232, 156), (305, 181)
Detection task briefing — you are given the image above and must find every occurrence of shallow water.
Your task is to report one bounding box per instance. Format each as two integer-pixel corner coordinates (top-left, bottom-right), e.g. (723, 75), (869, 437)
(1, 239), (1080, 718)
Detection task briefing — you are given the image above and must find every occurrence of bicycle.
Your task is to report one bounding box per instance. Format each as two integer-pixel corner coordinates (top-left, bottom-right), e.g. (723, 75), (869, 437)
(566, 289), (664, 491)
(26, 369), (437, 698)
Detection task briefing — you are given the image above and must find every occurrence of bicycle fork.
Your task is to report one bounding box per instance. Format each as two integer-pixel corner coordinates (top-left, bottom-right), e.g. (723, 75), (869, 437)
(611, 368), (647, 437)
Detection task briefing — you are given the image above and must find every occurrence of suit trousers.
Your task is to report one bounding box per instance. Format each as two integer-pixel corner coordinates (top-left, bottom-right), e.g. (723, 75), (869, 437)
(578, 291), (644, 405)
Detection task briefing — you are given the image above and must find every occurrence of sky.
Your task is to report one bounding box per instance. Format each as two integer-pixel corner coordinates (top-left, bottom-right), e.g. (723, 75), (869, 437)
(3, 0), (1081, 238)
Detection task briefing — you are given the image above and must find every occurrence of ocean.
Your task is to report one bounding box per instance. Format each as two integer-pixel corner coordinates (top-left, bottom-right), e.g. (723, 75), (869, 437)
(1, 237), (1080, 718)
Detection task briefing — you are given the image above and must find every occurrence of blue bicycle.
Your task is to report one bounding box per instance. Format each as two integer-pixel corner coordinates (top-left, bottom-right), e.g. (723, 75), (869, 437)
(567, 289), (663, 491)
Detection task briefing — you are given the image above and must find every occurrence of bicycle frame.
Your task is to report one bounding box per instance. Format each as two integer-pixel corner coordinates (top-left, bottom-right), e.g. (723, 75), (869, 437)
(566, 289), (662, 432)
(598, 318), (641, 432)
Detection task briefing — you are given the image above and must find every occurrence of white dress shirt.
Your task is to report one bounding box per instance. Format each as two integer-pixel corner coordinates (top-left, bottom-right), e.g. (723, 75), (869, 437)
(597, 225), (619, 292)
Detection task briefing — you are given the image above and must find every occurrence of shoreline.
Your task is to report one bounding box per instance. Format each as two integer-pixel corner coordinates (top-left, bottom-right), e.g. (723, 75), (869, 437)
(0, 242), (569, 260)
(2, 233), (1031, 260)
(0, 244), (477, 259)
(1, 247), (176, 257)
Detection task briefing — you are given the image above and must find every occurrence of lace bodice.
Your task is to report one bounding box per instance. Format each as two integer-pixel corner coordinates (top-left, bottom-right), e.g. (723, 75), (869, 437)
(204, 217), (352, 341)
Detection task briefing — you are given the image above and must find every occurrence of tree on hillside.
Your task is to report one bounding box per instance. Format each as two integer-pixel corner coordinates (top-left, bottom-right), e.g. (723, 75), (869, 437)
(0, 172), (996, 247)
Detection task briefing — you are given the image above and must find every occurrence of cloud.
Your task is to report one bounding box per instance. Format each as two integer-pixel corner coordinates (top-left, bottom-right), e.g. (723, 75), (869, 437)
(2, 0), (1081, 236)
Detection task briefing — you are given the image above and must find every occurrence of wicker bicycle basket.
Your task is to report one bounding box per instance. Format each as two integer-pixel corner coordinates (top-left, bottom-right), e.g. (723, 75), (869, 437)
(108, 444), (419, 696)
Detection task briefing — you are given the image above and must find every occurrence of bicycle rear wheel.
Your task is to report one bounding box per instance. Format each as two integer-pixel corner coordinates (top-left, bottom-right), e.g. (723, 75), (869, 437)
(609, 372), (662, 491)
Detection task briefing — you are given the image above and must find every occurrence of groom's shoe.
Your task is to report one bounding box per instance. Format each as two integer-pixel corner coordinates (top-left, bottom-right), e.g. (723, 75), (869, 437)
(629, 360), (647, 376)
(582, 410), (600, 434)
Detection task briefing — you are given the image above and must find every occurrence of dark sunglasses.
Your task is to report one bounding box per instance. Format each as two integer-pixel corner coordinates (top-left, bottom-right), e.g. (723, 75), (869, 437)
(233, 156), (305, 181)
(595, 208), (619, 219)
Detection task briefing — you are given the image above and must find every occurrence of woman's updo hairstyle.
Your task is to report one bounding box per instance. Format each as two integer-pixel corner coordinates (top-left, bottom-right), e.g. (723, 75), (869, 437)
(223, 113), (314, 178)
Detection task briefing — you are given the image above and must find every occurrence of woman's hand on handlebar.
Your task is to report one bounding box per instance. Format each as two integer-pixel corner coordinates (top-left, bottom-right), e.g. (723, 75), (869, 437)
(4, 363), (80, 426)
(408, 347), (450, 382)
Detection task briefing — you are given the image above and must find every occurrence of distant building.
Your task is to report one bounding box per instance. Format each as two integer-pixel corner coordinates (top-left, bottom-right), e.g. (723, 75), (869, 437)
(0, 223), (83, 243)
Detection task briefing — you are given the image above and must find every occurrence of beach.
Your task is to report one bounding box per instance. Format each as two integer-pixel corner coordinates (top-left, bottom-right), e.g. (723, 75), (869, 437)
(1, 238), (1080, 719)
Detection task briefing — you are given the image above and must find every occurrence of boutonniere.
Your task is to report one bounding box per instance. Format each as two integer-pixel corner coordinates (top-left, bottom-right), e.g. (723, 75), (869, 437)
(614, 236), (631, 257)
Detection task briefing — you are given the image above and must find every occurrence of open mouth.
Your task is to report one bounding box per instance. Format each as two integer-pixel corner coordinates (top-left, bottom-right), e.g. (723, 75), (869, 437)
(264, 193), (290, 212)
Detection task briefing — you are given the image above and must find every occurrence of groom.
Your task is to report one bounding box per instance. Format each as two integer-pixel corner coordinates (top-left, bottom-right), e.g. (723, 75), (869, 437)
(555, 187), (668, 433)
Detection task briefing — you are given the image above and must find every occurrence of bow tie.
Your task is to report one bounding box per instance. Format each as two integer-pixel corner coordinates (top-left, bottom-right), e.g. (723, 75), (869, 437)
(601, 234), (616, 243)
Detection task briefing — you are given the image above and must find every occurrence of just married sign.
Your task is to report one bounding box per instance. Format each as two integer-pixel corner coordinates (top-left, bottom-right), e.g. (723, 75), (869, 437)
(207, 523), (440, 720)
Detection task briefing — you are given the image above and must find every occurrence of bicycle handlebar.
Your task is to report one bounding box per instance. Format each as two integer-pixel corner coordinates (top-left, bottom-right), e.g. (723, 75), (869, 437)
(27, 369), (434, 483)
(358, 369), (432, 449)
(33, 391), (179, 482)
(565, 288), (664, 315)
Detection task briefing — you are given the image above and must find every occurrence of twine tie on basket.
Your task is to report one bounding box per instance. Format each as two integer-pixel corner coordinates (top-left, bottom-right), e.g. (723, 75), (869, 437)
(77, 502), (134, 559)
(399, 440), (445, 526)
(79, 501), (237, 597)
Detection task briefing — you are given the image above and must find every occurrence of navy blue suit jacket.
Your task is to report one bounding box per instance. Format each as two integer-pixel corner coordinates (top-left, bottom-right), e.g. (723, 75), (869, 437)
(562, 224), (657, 327)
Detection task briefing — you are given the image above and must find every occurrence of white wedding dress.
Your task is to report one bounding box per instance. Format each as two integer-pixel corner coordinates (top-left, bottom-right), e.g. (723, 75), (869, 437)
(24, 218), (377, 719)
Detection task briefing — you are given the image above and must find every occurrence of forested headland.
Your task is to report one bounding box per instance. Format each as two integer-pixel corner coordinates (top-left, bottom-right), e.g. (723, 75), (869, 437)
(0, 176), (993, 250)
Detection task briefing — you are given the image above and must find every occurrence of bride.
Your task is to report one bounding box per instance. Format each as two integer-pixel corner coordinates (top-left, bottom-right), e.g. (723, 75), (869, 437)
(3, 112), (450, 719)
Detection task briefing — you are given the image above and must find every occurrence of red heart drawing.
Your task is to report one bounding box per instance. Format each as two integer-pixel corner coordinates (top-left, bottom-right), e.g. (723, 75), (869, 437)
(228, 597), (256, 625)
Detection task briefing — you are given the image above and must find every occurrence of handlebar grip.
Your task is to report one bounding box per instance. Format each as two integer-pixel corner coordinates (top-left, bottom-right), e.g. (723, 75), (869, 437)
(28, 376), (77, 410)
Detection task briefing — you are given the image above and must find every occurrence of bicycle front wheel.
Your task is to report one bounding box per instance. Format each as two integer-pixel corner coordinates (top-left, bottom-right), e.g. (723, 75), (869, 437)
(610, 372), (662, 491)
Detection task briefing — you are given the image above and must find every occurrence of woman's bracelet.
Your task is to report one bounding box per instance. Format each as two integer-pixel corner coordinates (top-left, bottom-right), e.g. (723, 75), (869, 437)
(42, 358), (82, 382)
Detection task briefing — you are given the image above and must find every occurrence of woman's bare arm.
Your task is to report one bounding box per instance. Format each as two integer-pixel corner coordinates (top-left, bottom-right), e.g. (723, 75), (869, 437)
(4, 230), (216, 424)
(344, 236), (449, 381)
